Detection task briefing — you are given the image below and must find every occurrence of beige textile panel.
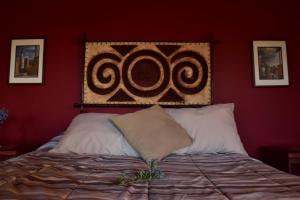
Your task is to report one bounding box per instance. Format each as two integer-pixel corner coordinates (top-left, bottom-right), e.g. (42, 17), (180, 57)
(83, 42), (211, 106)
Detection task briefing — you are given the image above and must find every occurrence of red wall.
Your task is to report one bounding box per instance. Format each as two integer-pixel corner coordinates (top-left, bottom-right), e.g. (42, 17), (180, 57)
(1, 0), (299, 157)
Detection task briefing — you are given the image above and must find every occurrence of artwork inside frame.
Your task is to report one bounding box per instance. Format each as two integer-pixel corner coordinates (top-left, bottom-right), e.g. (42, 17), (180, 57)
(252, 40), (289, 87)
(83, 41), (212, 106)
(9, 38), (45, 84)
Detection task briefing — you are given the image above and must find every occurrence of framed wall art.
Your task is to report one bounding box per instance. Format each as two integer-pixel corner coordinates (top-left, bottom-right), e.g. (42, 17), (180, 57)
(82, 41), (212, 106)
(9, 38), (45, 84)
(252, 40), (289, 87)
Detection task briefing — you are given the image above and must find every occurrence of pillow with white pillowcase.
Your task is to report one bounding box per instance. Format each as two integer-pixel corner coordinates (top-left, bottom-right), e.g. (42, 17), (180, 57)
(165, 103), (248, 155)
(50, 113), (139, 157)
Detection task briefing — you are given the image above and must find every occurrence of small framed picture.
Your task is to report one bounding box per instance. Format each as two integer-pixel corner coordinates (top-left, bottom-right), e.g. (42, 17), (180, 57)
(252, 40), (289, 87)
(9, 38), (45, 84)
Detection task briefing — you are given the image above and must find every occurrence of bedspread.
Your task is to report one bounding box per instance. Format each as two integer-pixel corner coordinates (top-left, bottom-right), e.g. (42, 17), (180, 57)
(1, 151), (300, 199)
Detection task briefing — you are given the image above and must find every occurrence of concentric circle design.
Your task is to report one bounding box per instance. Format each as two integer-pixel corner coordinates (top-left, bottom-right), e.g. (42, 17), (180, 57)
(129, 57), (163, 91)
(87, 53), (121, 95)
(123, 50), (170, 97)
(171, 51), (208, 94)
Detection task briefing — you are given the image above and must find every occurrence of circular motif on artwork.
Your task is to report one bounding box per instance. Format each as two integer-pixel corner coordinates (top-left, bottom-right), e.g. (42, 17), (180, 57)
(123, 50), (170, 97)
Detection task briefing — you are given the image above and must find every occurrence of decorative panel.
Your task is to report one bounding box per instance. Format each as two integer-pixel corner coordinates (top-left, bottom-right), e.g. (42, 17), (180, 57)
(83, 42), (211, 106)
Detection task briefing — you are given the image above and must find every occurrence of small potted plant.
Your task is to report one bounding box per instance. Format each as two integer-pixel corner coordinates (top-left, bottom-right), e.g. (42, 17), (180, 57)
(0, 108), (8, 124)
(0, 108), (8, 149)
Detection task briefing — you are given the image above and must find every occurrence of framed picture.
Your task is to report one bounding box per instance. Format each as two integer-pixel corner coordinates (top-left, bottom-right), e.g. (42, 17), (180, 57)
(9, 38), (45, 84)
(252, 40), (289, 87)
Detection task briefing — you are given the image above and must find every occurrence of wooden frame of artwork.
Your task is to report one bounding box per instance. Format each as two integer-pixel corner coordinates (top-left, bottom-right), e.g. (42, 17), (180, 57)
(9, 38), (45, 84)
(252, 40), (289, 87)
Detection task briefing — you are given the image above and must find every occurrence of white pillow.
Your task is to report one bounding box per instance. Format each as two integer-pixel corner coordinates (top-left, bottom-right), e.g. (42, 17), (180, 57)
(165, 103), (248, 155)
(50, 113), (139, 157)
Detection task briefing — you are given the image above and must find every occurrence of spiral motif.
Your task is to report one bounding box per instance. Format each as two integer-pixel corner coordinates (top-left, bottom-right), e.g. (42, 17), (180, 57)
(123, 50), (170, 97)
(87, 53), (121, 95)
(171, 51), (208, 94)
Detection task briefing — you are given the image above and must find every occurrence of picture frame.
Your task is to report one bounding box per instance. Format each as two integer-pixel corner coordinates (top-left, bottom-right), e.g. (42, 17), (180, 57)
(9, 38), (45, 84)
(252, 40), (289, 87)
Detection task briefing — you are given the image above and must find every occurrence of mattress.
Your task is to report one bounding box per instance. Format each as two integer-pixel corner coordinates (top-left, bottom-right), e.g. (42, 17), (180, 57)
(1, 151), (300, 199)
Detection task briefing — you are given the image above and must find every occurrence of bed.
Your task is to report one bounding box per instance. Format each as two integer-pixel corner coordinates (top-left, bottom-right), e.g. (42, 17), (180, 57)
(1, 139), (300, 199)
(1, 105), (300, 199)
(1, 41), (300, 199)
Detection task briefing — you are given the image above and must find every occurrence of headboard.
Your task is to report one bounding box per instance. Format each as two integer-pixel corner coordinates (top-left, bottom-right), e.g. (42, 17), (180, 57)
(79, 40), (212, 107)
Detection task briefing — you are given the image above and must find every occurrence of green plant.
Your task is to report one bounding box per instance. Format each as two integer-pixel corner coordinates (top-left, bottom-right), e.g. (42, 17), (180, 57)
(116, 160), (163, 186)
(0, 108), (8, 124)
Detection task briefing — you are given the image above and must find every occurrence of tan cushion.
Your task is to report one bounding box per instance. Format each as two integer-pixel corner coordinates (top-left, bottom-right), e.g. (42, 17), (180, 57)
(111, 105), (192, 161)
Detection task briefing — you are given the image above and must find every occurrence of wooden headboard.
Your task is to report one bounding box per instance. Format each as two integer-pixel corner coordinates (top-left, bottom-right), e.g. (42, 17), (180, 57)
(80, 41), (212, 107)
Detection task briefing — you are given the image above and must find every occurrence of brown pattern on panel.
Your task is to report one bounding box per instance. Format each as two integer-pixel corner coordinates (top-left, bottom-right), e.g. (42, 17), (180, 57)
(84, 42), (211, 106)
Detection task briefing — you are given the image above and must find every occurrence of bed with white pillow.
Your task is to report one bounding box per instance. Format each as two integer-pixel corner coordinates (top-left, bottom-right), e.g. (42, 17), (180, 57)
(1, 104), (300, 199)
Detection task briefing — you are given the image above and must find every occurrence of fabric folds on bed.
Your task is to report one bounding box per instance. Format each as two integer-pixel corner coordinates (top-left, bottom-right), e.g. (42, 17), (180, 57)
(1, 152), (300, 199)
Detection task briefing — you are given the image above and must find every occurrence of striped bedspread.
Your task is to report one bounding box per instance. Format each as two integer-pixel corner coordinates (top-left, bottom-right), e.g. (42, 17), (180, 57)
(1, 151), (300, 199)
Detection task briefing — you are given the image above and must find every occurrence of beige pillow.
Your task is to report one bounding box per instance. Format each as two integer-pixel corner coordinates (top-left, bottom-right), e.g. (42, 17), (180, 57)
(111, 105), (192, 161)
